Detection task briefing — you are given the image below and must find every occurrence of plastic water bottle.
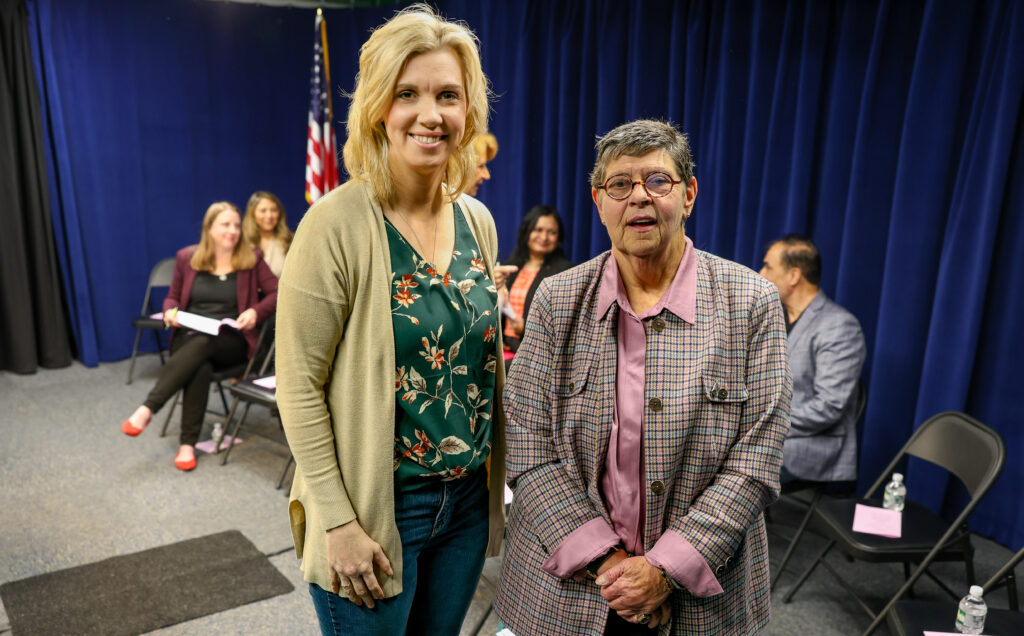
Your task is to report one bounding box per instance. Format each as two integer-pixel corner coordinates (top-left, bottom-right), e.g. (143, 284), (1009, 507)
(211, 422), (224, 450)
(883, 472), (906, 512)
(955, 584), (987, 634)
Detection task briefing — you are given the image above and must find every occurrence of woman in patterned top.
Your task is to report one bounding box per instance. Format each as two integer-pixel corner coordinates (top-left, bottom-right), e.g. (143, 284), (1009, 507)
(500, 205), (573, 354)
(274, 5), (510, 635)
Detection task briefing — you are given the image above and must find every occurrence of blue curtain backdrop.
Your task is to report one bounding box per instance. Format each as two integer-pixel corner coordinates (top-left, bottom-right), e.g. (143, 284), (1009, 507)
(28, 0), (1024, 550)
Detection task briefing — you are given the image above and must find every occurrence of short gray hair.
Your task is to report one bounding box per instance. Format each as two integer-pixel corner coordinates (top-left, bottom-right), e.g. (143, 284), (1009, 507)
(589, 119), (695, 189)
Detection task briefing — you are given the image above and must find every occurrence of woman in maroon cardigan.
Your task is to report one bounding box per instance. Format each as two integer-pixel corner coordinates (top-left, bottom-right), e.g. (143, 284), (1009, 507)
(121, 201), (278, 470)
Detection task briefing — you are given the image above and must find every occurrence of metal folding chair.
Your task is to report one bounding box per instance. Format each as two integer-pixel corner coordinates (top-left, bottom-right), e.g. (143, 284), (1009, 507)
(126, 257), (176, 384)
(781, 411), (1006, 635)
(218, 340), (293, 490)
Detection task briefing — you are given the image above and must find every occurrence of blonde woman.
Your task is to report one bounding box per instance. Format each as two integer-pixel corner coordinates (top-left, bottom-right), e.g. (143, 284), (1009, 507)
(275, 5), (509, 634)
(466, 132), (498, 196)
(121, 201), (278, 470)
(242, 190), (292, 277)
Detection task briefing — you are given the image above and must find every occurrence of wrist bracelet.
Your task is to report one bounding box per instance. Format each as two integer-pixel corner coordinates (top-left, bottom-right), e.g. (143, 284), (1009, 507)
(660, 568), (681, 593)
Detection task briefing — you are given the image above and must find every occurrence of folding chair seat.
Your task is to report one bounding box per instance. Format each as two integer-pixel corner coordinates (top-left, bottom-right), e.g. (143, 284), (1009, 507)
(218, 340), (293, 490)
(770, 380), (866, 590)
(781, 410), (1006, 635)
(126, 257), (176, 384)
(887, 546), (1024, 635)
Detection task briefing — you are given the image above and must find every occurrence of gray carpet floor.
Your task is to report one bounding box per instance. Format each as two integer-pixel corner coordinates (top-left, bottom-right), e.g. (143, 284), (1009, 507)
(1, 356), (1018, 635)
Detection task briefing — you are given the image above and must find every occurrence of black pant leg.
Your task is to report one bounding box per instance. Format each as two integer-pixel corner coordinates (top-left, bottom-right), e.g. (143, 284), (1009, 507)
(143, 332), (212, 413)
(179, 360), (214, 446)
(177, 330), (248, 446)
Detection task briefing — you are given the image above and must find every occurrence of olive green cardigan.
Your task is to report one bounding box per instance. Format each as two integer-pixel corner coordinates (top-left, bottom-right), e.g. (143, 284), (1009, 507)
(276, 180), (507, 597)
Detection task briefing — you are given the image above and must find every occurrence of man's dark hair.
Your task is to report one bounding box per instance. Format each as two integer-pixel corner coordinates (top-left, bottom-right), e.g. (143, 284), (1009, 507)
(774, 234), (821, 286)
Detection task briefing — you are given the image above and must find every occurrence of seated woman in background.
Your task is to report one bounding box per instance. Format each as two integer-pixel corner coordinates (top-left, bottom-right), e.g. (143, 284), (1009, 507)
(121, 201), (278, 471)
(501, 205), (573, 353)
(242, 190), (292, 277)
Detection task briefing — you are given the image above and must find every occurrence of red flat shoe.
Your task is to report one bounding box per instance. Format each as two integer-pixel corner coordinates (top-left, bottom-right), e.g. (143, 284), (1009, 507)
(174, 448), (196, 471)
(122, 419), (146, 436)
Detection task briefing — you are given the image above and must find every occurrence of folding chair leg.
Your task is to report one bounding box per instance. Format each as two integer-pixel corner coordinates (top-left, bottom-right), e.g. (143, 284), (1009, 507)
(160, 390), (181, 437)
(277, 455), (294, 490)
(154, 331), (166, 364)
(964, 543), (976, 584)
(216, 396), (243, 454)
(1008, 571), (1019, 612)
(275, 414), (292, 489)
(216, 382), (230, 414)
(127, 329), (144, 385)
(771, 491), (822, 591)
(903, 562), (916, 598)
(221, 402), (253, 466)
(783, 539), (835, 603)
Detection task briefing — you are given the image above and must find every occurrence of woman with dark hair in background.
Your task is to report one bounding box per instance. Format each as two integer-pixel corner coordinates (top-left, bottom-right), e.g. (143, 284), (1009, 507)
(242, 190), (292, 277)
(501, 205), (573, 353)
(120, 201), (278, 471)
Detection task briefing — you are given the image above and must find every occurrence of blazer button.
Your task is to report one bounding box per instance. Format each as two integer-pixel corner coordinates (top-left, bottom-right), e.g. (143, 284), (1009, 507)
(568, 382), (575, 392)
(649, 397), (663, 412)
(717, 388), (728, 400)
(650, 480), (665, 495)
(715, 564), (725, 575)
(651, 317), (666, 333)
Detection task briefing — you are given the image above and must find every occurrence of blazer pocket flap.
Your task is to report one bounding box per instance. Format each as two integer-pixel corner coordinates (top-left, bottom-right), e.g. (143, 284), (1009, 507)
(702, 375), (749, 403)
(553, 365), (590, 397)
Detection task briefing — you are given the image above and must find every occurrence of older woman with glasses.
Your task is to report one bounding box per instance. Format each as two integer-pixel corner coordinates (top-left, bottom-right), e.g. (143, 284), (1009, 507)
(275, 5), (507, 635)
(494, 119), (791, 635)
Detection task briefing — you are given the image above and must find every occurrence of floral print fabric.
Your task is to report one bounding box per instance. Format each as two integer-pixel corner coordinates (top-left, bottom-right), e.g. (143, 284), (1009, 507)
(387, 204), (498, 489)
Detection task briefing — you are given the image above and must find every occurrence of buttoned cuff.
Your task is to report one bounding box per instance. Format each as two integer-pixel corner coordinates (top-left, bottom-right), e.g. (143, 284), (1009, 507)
(645, 530), (725, 597)
(540, 518), (620, 579)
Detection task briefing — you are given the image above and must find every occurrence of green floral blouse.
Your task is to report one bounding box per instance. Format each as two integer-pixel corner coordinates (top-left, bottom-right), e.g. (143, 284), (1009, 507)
(387, 203), (499, 490)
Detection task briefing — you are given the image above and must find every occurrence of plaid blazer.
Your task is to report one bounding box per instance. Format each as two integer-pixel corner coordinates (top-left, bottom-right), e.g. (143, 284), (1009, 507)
(495, 250), (791, 635)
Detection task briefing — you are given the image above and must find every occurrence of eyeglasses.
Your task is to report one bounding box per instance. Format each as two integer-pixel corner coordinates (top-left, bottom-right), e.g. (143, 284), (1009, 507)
(598, 172), (682, 200)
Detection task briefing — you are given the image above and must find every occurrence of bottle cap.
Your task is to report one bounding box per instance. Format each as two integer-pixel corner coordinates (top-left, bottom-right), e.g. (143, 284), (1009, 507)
(892, 472), (903, 482)
(970, 585), (984, 597)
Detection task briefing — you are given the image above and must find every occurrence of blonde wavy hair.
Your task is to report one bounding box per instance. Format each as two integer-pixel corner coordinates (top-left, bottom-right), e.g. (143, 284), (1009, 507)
(242, 190), (293, 252)
(342, 4), (490, 205)
(190, 201), (257, 273)
(472, 132), (498, 164)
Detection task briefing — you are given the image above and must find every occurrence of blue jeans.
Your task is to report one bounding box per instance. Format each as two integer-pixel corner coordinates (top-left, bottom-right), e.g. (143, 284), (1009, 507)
(309, 470), (489, 635)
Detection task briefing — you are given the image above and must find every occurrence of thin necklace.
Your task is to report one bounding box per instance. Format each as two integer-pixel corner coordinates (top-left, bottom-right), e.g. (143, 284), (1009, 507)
(394, 206), (440, 265)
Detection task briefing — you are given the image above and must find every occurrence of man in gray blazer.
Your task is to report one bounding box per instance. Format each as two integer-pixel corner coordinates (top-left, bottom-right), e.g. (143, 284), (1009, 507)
(760, 235), (866, 486)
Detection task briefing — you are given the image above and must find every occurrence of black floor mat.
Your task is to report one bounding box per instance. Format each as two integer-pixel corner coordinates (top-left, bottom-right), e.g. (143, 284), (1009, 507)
(0, 530), (294, 635)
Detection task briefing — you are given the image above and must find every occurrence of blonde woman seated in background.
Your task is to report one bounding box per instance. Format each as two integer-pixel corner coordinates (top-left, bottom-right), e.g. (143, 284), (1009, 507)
(121, 201), (278, 471)
(242, 190), (292, 277)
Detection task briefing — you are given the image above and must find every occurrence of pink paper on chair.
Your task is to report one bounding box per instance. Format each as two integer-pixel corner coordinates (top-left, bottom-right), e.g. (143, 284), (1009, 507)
(150, 311), (163, 319)
(852, 503), (902, 538)
(195, 434), (243, 454)
(252, 375), (276, 390)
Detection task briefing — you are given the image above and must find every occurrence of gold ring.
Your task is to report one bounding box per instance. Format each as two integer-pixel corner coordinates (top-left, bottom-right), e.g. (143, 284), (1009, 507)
(636, 613), (650, 625)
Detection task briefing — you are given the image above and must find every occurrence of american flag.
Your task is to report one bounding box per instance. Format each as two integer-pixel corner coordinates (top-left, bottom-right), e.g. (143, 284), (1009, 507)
(305, 10), (339, 204)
